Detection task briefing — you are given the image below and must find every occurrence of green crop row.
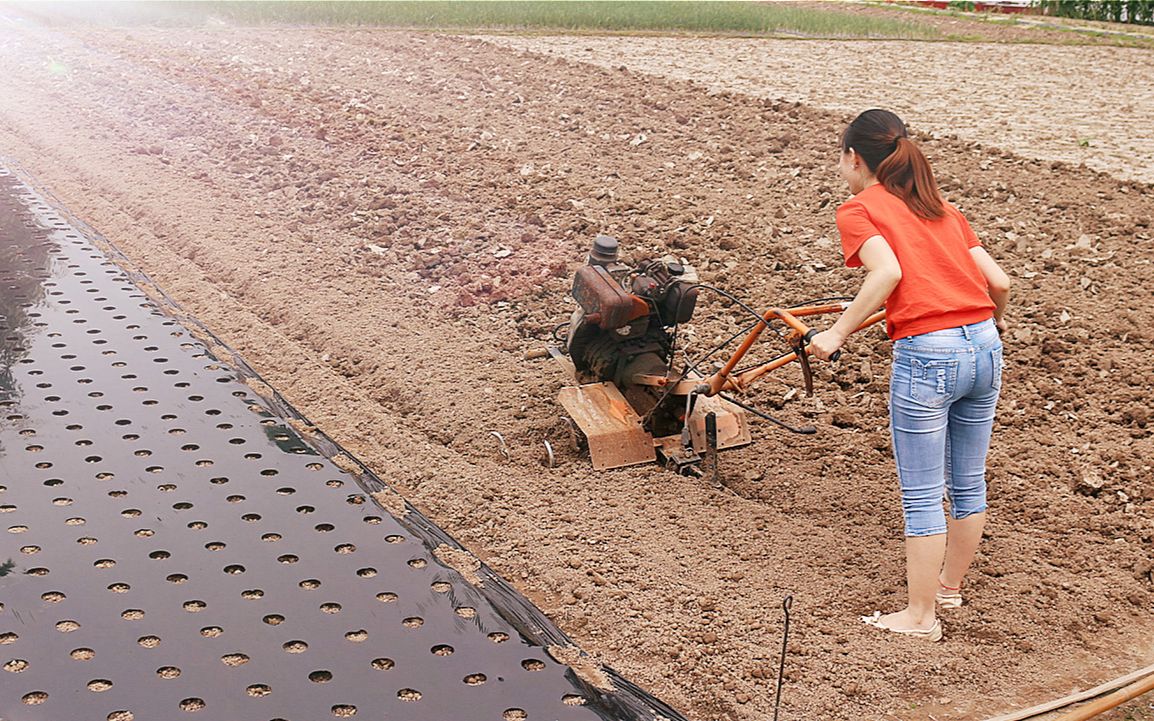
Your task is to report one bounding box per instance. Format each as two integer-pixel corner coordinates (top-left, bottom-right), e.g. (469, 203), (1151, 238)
(202, 0), (942, 37)
(17, 0), (943, 39)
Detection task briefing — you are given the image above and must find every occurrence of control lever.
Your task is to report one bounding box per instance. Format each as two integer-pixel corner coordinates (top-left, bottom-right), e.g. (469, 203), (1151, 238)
(794, 329), (840, 397)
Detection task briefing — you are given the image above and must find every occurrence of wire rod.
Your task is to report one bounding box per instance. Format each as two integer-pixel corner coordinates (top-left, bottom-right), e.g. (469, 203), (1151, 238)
(718, 393), (816, 435)
(691, 283), (772, 327)
(789, 296), (854, 307)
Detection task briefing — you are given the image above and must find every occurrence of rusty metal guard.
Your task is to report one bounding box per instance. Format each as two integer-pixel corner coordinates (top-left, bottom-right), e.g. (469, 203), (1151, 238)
(682, 395), (752, 453)
(558, 383), (657, 471)
(0, 167), (688, 721)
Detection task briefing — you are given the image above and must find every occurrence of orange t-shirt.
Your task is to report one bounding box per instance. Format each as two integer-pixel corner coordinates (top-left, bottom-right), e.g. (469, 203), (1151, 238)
(836, 184), (994, 340)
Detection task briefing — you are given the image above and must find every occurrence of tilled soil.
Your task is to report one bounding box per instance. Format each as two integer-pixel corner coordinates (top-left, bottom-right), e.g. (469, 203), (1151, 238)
(478, 35), (1154, 186)
(0, 23), (1151, 721)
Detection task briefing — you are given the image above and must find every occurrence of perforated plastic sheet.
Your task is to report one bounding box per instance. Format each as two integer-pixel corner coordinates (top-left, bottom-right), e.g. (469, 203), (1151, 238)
(0, 168), (687, 721)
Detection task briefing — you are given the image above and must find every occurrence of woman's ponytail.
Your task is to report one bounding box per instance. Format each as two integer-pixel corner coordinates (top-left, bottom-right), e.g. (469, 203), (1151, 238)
(876, 136), (945, 220)
(842, 110), (945, 220)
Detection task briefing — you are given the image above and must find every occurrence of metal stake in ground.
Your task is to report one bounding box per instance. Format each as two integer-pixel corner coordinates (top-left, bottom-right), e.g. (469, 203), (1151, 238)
(703, 411), (719, 485)
(775, 595), (794, 721)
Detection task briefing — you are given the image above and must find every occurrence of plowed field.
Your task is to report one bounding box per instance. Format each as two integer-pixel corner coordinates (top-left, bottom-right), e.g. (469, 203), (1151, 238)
(0, 22), (1151, 721)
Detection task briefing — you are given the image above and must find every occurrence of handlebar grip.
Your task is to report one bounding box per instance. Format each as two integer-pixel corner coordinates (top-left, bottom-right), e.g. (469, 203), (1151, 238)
(801, 329), (841, 362)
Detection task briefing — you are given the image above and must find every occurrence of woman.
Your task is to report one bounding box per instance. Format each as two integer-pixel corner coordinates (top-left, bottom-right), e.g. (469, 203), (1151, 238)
(809, 109), (1010, 642)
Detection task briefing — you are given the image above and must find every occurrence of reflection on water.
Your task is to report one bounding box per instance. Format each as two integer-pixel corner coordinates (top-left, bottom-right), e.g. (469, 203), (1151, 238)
(0, 173), (53, 412)
(0, 172), (54, 580)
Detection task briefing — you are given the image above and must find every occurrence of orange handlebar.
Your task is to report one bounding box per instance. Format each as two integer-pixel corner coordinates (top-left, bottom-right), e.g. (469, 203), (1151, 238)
(704, 307), (789, 396)
(772, 308), (812, 337)
(703, 306), (816, 396)
(703, 305), (886, 396)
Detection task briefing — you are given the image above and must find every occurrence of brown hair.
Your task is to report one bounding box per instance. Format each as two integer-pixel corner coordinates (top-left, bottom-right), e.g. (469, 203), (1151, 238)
(841, 109), (945, 220)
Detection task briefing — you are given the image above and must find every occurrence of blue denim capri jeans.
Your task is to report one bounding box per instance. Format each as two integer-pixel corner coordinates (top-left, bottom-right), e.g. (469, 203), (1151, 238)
(890, 318), (1003, 537)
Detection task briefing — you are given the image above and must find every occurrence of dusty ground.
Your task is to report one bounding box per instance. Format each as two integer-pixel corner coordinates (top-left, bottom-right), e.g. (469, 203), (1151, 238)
(0, 20), (1152, 721)
(478, 35), (1154, 186)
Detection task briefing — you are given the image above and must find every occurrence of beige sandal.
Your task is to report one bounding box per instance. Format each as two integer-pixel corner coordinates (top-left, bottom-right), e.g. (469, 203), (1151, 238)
(861, 611), (943, 642)
(936, 582), (963, 609)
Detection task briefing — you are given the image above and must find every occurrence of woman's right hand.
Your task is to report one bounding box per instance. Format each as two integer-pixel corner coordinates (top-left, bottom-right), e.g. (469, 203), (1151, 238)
(808, 329), (846, 361)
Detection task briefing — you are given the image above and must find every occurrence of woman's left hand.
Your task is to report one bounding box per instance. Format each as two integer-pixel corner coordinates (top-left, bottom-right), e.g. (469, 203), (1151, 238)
(808, 329), (846, 361)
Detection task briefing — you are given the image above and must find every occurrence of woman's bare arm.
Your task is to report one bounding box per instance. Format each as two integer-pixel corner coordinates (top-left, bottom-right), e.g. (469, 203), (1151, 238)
(970, 246), (1010, 332)
(810, 235), (901, 360)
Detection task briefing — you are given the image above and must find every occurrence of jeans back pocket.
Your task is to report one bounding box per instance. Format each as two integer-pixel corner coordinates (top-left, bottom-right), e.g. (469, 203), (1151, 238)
(910, 357), (959, 408)
(991, 345), (1003, 391)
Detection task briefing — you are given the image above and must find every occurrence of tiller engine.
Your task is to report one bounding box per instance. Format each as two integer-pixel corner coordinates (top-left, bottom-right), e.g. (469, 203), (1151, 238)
(559, 235), (749, 472)
(535, 235), (886, 477)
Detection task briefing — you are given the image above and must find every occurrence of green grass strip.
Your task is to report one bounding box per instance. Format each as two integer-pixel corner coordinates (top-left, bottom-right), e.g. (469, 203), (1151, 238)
(22, 1), (943, 39)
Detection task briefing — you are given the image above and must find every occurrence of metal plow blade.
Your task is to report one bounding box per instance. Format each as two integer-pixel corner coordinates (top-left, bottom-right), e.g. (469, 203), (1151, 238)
(683, 394), (752, 453)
